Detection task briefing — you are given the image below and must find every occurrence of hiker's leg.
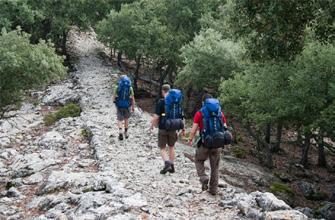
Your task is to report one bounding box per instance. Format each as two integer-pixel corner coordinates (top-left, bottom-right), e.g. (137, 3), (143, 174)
(209, 148), (221, 195)
(167, 131), (177, 163)
(158, 130), (168, 162)
(117, 108), (124, 140)
(168, 146), (175, 162)
(195, 146), (209, 183)
(160, 147), (168, 161)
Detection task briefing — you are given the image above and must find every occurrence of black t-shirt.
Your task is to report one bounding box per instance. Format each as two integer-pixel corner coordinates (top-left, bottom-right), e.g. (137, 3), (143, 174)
(155, 99), (166, 129)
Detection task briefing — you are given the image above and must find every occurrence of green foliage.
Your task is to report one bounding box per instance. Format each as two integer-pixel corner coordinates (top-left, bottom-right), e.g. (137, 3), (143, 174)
(0, 29), (66, 116)
(96, 0), (225, 80)
(232, 147), (247, 159)
(0, 0), (40, 32)
(43, 103), (81, 126)
(81, 128), (93, 142)
(221, 41), (335, 129)
(1, 0), (115, 49)
(229, 0), (315, 61)
(311, 0), (335, 43)
(176, 29), (245, 92)
(309, 191), (328, 201)
(43, 114), (58, 126)
(269, 182), (295, 197)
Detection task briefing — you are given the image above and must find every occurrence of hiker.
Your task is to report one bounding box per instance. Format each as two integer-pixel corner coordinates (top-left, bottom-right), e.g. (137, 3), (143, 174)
(113, 75), (135, 140)
(188, 94), (231, 195)
(150, 84), (185, 174)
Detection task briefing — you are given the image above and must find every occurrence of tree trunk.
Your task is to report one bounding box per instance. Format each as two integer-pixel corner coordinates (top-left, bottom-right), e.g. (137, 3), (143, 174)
(265, 123), (271, 144)
(117, 52), (123, 69)
(272, 122), (283, 153)
(300, 133), (311, 167)
(133, 55), (141, 94)
(317, 137), (327, 167)
(157, 64), (172, 99)
(246, 124), (273, 169)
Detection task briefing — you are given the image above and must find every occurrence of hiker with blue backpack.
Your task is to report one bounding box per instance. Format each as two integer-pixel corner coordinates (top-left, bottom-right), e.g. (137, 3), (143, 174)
(188, 94), (232, 195)
(113, 75), (135, 141)
(150, 84), (185, 174)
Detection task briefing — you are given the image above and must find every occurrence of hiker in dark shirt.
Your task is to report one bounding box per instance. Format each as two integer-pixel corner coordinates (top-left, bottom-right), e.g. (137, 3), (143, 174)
(150, 84), (185, 174)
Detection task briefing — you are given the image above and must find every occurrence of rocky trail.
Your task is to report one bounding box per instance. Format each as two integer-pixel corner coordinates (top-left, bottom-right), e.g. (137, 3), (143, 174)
(0, 30), (310, 220)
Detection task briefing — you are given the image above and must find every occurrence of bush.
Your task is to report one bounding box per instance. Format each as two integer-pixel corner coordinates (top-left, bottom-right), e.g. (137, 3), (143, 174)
(232, 146), (247, 158)
(270, 182), (295, 197)
(81, 128), (93, 142)
(0, 29), (66, 117)
(43, 103), (81, 126)
(54, 103), (81, 120)
(43, 114), (57, 126)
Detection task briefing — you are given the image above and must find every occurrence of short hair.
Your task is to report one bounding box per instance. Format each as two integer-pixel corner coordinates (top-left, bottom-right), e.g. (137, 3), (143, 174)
(202, 93), (213, 102)
(162, 84), (171, 92)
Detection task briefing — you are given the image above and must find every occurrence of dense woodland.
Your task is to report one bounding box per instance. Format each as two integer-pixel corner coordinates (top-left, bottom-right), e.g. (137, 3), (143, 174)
(1, 0), (334, 171)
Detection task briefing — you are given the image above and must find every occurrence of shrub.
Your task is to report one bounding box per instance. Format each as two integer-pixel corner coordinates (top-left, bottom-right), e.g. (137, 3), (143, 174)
(0, 29), (66, 117)
(270, 182), (295, 197)
(43, 103), (81, 126)
(81, 128), (93, 142)
(232, 147), (247, 158)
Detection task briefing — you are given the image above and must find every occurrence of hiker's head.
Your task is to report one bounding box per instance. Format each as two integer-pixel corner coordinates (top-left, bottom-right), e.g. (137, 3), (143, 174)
(161, 84), (170, 97)
(202, 93), (213, 104)
(120, 75), (127, 80)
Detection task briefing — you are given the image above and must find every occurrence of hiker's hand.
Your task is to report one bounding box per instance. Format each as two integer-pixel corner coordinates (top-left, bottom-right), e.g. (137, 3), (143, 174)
(131, 106), (135, 112)
(180, 129), (186, 137)
(188, 139), (193, 147)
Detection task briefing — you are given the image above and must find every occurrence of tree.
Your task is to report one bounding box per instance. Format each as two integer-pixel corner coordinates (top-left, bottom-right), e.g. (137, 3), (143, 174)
(1, 0), (115, 53)
(288, 42), (335, 167)
(0, 29), (67, 117)
(176, 29), (244, 92)
(229, 0), (315, 61)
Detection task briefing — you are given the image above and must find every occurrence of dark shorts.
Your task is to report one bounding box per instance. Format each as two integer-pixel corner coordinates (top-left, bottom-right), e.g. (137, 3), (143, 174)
(158, 129), (177, 148)
(117, 108), (130, 121)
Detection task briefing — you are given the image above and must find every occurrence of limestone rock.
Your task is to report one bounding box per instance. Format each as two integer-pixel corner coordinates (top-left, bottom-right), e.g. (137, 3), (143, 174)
(38, 131), (67, 149)
(42, 82), (80, 106)
(264, 210), (308, 220)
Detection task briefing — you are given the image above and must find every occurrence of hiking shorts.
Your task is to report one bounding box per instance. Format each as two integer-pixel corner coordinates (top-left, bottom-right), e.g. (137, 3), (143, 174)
(158, 129), (178, 148)
(117, 108), (130, 121)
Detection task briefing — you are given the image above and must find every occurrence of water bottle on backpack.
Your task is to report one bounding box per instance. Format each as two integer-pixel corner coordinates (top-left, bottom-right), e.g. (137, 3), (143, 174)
(201, 98), (232, 148)
(164, 89), (184, 131)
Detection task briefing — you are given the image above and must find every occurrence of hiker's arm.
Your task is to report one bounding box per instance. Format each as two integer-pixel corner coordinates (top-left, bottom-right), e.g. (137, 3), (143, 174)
(113, 86), (117, 103)
(222, 112), (227, 128)
(151, 114), (159, 130)
(188, 123), (199, 146)
(131, 96), (135, 111)
(130, 87), (135, 111)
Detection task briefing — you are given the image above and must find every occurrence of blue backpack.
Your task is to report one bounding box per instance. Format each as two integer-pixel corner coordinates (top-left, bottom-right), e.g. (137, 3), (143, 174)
(164, 89), (184, 131)
(201, 98), (231, 148)
(116, 76), (131, 109)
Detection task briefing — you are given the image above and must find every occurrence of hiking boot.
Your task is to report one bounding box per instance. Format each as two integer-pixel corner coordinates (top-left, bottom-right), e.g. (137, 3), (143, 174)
(124, 132), (129, 139)
(201, 179), (209, 191)
(209, 190), (223, 196)
(160, 163), (172, 174)
(168, 164), (175, 173)
(118, 133), (123, 141)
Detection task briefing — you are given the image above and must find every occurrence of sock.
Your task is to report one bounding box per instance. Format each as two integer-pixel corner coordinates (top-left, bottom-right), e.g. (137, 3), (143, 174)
(119, 128), (122, 134)
(125, 128), (128, 133)
(165, 160), (171, 166)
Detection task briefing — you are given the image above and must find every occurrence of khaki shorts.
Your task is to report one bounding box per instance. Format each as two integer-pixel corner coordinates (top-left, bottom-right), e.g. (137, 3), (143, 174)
(158, 129), (177, 148)
(117, 108), (130, 121)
